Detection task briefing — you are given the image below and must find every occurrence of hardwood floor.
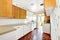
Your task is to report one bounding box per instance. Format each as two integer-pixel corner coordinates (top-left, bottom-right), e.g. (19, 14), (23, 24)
(18, 28), (51, 40)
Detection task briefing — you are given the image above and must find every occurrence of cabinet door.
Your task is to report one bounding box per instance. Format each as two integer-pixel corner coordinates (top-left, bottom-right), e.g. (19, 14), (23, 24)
(12, 5), (19, 19)
(23, 25), (31, 35)
(15, 26), (24, 39)
(19, 8), (26, 19)
(44, 0), (56, 8)
(12, 5), (26, 19)
(0, 0), (12, 18)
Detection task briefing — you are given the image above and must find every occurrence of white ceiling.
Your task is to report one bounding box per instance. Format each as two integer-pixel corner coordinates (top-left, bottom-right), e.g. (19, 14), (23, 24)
(12, 0), (44, 13)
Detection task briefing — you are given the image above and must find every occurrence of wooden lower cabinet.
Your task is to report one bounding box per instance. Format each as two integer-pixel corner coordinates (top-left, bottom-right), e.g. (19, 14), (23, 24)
(12, 5), (26, 19)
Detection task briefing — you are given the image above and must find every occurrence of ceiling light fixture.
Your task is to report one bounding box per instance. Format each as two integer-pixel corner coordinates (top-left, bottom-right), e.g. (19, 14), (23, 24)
(40, 3), (44, 6)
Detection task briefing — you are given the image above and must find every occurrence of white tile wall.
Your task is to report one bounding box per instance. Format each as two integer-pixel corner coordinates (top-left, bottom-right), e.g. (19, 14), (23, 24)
(0, 19), (25, 25)
(45, 7), (55, 16)
(51, 4), (60, 40)
(43, 24), (50, 34)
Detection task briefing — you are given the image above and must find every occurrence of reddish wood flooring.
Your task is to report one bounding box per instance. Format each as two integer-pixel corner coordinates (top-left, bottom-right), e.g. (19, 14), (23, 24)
(18, 29), (51, 40)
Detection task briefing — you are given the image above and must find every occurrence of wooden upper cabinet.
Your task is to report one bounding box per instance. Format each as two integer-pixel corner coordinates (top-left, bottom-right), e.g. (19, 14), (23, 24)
(12, 5), (26, 19)
(19, 7), (26, 19)
(44, 0), (56, 8)
(0, 0), (12, 18)
(12, 5), (19, 19)
(0, 0), (26, 19)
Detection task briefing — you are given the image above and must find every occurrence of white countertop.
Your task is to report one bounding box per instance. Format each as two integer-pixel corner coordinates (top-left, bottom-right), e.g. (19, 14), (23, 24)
(0, 26), (16, 35)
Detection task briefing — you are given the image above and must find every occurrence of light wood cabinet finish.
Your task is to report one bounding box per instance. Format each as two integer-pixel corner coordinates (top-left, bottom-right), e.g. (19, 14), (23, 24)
(44, 0), (56, 8)
(12, 5), (26, 19)
(0, 0), (12, 18)
(0, 0), (26, 19)
(12, 5), (19, 19)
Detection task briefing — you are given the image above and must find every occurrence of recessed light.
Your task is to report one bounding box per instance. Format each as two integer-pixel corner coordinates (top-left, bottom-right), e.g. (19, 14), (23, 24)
(40, 3), (44, 6)
(30, 3), (34, 6)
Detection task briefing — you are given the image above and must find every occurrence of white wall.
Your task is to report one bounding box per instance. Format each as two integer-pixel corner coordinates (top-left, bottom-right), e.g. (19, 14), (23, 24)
(0, 19), (26, 25)
(51, 7), (60, 40)
(26, 11), (37, 30)
(58, 8), (60, 40)
(51, 0), (60, 40)
(43, 24), (50, 34)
